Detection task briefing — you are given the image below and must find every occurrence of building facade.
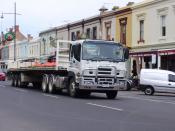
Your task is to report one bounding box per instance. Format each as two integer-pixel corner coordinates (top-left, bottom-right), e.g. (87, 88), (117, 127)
(131, 0), (175, 75)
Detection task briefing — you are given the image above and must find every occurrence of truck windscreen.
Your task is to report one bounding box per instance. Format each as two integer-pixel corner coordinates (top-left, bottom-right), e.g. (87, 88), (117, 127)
(82, 41), (124, 62)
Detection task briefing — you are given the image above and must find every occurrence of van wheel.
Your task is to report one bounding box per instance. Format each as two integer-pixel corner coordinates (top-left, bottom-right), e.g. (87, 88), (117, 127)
(144, 87), (154, 95)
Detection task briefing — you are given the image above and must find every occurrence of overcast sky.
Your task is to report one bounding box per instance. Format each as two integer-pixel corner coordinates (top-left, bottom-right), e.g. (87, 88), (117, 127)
(0, 0), (143, 37)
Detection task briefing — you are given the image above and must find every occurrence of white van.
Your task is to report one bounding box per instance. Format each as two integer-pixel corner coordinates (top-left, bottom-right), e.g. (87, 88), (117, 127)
(140, 69), (175, 95)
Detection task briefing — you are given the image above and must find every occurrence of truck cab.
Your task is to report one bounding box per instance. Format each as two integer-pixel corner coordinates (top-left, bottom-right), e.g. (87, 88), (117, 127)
(66, 40), (129, 98)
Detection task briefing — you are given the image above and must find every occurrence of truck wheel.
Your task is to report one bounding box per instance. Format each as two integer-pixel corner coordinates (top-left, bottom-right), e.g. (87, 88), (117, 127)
(48, 76), (56, 94)
(42, 75), (48, 93)
(11, 77), (15, 86)
(106, 91), (118, 99)
(144, 87), (154, 95)
(33, 82), (41, 88)
(14, 76), (18, 87)
(17, 75), (25, 88)
(69, 78), (79, 97)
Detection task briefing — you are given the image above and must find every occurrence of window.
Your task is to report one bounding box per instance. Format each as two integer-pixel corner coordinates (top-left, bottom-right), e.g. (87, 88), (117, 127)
(120, 24), (126, 45)
(86, 28), (91, 39)
(169, 74), (175, 82)
(140, 20), (144, 41)
(105, 22), (111, 41)
(71, 32), (76, 41)
(92, 27), (97, 40)
(161, 15), (166, 36)
(120, 18), (127, 45)
(71, 44), (81, 62)
(76, 31), (81, 40)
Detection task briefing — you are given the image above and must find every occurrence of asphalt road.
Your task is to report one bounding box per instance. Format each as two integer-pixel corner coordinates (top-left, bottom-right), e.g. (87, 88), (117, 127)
(0, 81), (175, 131)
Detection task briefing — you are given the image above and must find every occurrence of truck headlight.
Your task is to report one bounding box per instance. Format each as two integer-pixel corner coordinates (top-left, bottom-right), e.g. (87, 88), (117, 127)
(83, 69), (96, 76)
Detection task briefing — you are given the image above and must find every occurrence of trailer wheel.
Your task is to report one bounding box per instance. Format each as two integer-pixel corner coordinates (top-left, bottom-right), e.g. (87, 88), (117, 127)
(68, 78), (79, 97)
(106, 91), (118, 99)
(48, 75), (56, 94)
(42, 75), (48, 93)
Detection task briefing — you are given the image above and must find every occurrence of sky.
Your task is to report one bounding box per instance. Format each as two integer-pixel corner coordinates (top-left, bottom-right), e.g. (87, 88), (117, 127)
(0, 0), (143, 37)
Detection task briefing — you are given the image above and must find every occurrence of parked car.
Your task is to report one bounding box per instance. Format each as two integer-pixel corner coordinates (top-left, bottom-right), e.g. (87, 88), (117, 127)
(0, 72), (6, 81)
(140, 69), (175, 95)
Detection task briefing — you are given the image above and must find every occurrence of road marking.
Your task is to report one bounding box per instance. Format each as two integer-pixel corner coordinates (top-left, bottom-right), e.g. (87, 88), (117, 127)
(87, 103), (123, 111)
(14, 88), (27, 93)
(43, 94), (59, 99)
(120, 96), (175, 105)
(0, 85), (6, 87)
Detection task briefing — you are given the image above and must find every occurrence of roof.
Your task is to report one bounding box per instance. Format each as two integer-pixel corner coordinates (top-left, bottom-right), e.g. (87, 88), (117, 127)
(39, 6), (132, 35)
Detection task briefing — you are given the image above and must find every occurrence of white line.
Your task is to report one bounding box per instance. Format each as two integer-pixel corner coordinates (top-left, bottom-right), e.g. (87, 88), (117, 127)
(120, 96), (175, 105)
(43, 94), (59, 99)
(14, 88), (27, 93)
(87, 103), (123, 111)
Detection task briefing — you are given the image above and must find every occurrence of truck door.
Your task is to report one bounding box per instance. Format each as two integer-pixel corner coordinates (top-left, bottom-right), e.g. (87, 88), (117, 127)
(69, 43), (81, 67)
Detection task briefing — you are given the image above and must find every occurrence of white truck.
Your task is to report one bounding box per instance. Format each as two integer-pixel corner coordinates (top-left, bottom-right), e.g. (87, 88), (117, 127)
(8, 40), (129, 99)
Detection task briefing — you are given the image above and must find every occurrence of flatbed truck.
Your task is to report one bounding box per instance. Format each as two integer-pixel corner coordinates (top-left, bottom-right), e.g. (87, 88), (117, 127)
(8, 40), (129, 99)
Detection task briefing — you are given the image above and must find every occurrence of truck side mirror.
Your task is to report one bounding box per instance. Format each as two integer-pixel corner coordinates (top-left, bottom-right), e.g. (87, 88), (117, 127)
(124, 48), (129, 60)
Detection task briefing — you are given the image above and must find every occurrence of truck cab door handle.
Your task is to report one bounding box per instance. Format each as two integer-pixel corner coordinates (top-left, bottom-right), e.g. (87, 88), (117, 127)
(168, 83), (171, 85)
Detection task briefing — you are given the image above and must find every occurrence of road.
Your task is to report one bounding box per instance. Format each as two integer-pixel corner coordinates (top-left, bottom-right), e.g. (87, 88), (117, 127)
(0, 81), (175, 131)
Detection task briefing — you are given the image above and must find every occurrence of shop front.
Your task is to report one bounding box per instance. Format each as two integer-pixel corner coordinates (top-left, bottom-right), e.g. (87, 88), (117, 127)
(130, 49), (175, 76)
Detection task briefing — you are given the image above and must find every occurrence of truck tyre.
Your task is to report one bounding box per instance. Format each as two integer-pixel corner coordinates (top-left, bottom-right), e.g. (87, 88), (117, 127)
(106, 91), (118, 99)
(144, 86), (154, 95)
(48, 75), (56, 94)
(17, 75), (25, 88)
(33, 82), (41, 88)
(68, 78), (79, 97)
(42, 75), (48, 93)
(14, 76), (18, 87)
(11, 76), (15, 86)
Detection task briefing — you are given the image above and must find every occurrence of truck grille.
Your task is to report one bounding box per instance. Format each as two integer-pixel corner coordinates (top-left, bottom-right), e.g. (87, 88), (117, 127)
(98, 77), (114, 85)
(98, 67), (112, 75)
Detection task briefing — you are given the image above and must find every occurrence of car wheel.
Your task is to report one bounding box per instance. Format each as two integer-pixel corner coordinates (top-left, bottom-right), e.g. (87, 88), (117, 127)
(144, 87), (154, 95)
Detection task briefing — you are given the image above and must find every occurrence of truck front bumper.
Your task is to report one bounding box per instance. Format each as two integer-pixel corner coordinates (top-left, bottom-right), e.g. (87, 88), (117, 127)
(77, 77), (126, 91)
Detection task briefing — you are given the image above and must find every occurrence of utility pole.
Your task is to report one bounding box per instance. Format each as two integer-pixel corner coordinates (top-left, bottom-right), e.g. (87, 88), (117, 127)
(14, 2), (16, 61)
(1, 2), (21, 61)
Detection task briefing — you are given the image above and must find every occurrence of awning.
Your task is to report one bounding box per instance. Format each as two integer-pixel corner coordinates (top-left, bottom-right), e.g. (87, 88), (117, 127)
(129, 51), (157, 56)
(130, 49), (175, 57)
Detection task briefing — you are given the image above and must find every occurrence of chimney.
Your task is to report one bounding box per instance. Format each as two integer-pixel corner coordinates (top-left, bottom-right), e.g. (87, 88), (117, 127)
(99, 5), (108, 15)
(9, 28), (13, 32)
(15, 25), (19, 32)
(127, 2), (135, 6)
(112, 6), (119, 11)
(27, 34), (33, 41)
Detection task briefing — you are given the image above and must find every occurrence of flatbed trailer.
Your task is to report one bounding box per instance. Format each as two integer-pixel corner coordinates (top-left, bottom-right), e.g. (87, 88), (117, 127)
(8, 40), (129, 99)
